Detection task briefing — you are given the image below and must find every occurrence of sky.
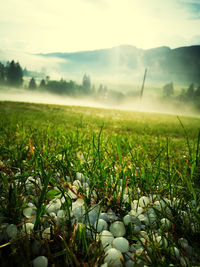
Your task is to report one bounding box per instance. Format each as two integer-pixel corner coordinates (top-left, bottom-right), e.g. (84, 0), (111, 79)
(1, 0), (200, 53)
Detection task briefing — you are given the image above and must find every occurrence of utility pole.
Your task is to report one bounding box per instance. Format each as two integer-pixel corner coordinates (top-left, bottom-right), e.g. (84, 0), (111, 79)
(140, 68), (147, 101)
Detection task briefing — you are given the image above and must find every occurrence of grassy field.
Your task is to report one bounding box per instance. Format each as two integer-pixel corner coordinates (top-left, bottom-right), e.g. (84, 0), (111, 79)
(0, 101), (200, 266)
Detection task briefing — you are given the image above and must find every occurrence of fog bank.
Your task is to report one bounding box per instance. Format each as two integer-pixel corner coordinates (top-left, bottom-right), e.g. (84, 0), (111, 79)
(0, 87), (199, 118)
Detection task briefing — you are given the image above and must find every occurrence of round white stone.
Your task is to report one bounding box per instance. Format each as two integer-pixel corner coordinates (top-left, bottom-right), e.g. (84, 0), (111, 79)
(100, 213), (109, 222)
(133, 225), (141, 233)
(42, 227), (51, 239)
(22, 223), (34, 234)
(138, 214), (149, 225)
(100, 230), (114, 247)
(104, 244), (113, 252)
(57, 210), (66, 219)
(33, 256), (48, 267)
(160, 218), (172, 230)
(6, 224), (18, 239)
(172, 247), (180, 259)
(129, 207), (144, 216)
(123, 215), (132, 226)
(110, 221), (126, 237)
(125, 260), (134, 267)
(178, 238), (188, 250)
(46, 198), (61, 213)
(73, 179), (82, 188)
(76, 172), (85, 181)
(112, 237), (129, 253)
(155, 236), (168, 247)
(23, 207), (36, 219)
(131, 200), (138, 209)
(107, 210), (118, 221)
(104, 248), (123, 267)
(94, 219), (108, 232)
(139, 196), (150, 207)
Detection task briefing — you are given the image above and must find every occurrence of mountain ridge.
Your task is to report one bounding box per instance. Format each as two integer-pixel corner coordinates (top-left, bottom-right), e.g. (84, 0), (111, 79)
(37, 44), (200, 83)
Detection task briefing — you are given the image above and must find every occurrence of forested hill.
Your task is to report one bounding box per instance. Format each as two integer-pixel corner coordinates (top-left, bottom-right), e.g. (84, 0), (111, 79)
(39, 45), (200, 83)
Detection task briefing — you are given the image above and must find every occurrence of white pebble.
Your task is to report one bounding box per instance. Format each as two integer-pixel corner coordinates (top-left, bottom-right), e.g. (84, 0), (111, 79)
(104, 244), (113, 252)
(160, 218), (171, 230)
(22, 223), (34, 234)
(107, 209), (118, 221)
(123, 214), (141, 227)
(100, 230), (114, 247)
(125, 259), (134, 267)
(42, 227), (51, 239)
(131, 200), (138, 209)
(139, 196), (150, 207)
(110, 221), (126, 237)
(155, 235), (168, 247)
(23, 207), (36, 219)
(6, 224), (18, 239)
(100, 213), (109, 222)
(104, 248), (123, 266)
(172, 247), (180, 260)
(57, 210), (66, 219)
(33, 256), (48, 267)
(76, 172), (85, 181)
(123, 215), (132, 226)
(73, 179), (82, 188)
(129, 207), (144, 216)
(67, 186), (78, 199)
(133, 225), (141, 233)
(180, 256), (188, 267)
(178, 238), (188, 250)
(46, 198), (61, 213)
(112, 237), (129, 253)
(94, 219), (108, 232)
(138, 214), (149, 225)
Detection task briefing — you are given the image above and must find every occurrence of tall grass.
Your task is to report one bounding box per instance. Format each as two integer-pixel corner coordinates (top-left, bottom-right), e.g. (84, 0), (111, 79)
(0, 101), (200, 266)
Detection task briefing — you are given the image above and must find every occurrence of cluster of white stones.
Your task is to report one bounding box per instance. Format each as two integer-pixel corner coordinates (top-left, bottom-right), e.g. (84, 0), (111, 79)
(0, 172), (199, 267)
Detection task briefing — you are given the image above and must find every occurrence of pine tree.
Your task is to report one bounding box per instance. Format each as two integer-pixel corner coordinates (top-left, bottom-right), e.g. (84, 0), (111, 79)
(7, 60), (23, 86)
(40, 79), (46, 88)
(29, 77), (37, 89)
(82, 74), (91, 94)
(0, 63), (5, 83)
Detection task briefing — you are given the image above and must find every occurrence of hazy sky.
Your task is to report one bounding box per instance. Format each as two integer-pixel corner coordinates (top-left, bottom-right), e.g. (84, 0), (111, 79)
(1, 0), (200, 53)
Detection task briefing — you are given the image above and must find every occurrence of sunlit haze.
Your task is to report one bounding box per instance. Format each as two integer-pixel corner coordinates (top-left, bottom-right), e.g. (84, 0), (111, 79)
(1, 0), (200, 53)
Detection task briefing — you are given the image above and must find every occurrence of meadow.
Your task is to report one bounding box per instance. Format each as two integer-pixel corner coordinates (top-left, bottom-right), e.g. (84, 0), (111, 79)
(0, 101), (200, 266)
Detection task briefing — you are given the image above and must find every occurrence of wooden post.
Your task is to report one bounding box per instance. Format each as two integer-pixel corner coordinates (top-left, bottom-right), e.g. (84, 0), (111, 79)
(140, 68), (147, 101)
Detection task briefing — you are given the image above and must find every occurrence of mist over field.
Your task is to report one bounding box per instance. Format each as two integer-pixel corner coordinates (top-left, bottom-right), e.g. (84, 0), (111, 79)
(0, 85), (199, 118)
(0, 44), (200, 118)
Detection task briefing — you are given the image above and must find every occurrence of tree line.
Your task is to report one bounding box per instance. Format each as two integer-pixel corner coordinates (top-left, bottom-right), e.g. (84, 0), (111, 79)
(0, 60), (23, 86)
(163, 82), (200, 109)
(0, 60), (123, 101)
(1, 60), (200, 108)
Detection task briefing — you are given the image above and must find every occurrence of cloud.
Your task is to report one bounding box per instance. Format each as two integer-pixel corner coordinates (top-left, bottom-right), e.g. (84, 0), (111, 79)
(0, 0), (200, 53)
(83, 0), (109, 9)
(179, 0), (200, 19)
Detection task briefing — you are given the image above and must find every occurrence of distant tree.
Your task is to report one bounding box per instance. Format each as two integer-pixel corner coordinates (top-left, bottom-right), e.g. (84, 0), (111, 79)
(82, 73), (91, 94)
(23, 67), (29, 76)
(98, 84), (103, 94)
(28, 77), (37, 89)
(0, 62), (6, 83)
(186, 83), (194, 99)
(39, 79), (46, 88)
(7, 60), (23, 86)
(163, 82), (174, 97)
(194, 86), (200, 97)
